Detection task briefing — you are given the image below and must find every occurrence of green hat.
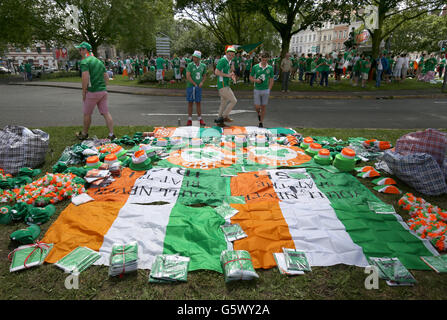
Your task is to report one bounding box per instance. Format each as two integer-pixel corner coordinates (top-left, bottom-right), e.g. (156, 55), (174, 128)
(25, 205), (56, 225)
(226, 46), (237, 53)
(129, 150), (152, 171)
(53, 161), (68, 174)
(0, 206), (12, 225)
(18, 168), (41, 178)
(64, 166), (88, 178)
(10, 224), (41, 244)
(75, 41), (92, 52)
(11, 202), (32, 221)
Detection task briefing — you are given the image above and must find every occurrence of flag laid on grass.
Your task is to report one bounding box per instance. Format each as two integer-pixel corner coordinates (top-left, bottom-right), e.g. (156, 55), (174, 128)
(42, 166), (438, 272)
(230, 168), (438, 270)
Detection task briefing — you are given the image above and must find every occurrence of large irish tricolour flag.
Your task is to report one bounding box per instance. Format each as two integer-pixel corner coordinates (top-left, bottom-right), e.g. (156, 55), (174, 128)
(42, 165), (437, 272)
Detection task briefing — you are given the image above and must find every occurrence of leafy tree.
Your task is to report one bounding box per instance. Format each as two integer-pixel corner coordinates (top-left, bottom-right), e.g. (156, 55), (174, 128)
(387, 12), (447, 54)
(175, 0), (280, 53)
(347, 0), (447, 58)
(243, 0), (344, 59)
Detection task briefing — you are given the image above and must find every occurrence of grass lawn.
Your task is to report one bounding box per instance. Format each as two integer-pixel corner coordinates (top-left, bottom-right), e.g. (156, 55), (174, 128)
(41, 73), (444, 92)
(0, 126), (446, 300)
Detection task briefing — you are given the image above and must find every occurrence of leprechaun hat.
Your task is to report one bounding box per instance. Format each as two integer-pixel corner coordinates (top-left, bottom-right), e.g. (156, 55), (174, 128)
(314, 148), (333, 165)
(333, 148), (356, 172)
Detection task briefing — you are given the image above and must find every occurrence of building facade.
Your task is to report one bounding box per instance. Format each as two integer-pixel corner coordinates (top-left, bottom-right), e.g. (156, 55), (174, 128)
(290, 21), (362, 56)
(3, 42), (60, 71)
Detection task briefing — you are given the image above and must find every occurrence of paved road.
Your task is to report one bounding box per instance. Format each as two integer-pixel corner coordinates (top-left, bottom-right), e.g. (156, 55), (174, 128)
(1, 84), (446, 129)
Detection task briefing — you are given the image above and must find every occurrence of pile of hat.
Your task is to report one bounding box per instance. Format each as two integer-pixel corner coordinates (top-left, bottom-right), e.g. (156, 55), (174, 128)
(399, 193), (447, 251)
(12, 173), (85, 206)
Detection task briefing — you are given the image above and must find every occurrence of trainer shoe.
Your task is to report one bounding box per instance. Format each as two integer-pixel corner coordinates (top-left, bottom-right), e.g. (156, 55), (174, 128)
(258, 122), (263, 128)
(223, 117), (233, 123)
(199, 119), (206, 126)
(108, 134), (117, 141)
(186, 120), (192, 126)
(76, 131), (88, 140)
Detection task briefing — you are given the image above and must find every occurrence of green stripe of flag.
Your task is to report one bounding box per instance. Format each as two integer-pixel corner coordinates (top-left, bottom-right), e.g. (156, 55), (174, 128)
(307, 168), (434, 270)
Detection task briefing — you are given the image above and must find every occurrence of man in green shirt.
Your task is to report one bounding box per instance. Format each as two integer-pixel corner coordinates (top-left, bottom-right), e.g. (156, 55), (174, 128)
(232, 52), (243, 82)
(172, 54), (181, 82)
(316, 54), (330, 87)
(243, 54), (253, 84)
(74, 42), (114, 141)
(24, 62), (32, 81)
(250, 52), (274, 128)
(186, 50), (207, 126)
(155, 55), (165, 84)
(298, 54), (306, 82)
(214, 46), (237, 126)
(360, 56), (371, 88)
(305, 53), (313, 82)
(438, 55), (446, 79)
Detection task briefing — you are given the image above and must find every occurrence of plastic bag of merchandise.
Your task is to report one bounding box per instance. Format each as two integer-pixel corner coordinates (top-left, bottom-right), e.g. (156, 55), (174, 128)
(0, 125), (49, 175)
(220, 250), (259, 282)
(149, 254), (190, 283)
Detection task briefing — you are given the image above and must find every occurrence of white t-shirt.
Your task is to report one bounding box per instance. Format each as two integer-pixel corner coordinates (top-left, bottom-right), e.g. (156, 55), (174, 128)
(403, 57), (409, 69)
(395, 57), (405, 69)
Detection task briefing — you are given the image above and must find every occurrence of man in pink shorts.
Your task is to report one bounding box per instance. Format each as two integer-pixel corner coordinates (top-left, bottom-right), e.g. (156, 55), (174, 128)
(75, 41), (115, 140)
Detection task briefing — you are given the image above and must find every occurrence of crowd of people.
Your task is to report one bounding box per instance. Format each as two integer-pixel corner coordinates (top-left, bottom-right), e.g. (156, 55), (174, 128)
(71, 40), (447, 139)
(97, 46), (446, 91)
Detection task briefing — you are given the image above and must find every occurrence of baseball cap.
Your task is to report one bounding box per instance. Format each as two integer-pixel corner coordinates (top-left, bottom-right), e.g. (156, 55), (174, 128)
(226, 46), (237, 53)
(75, 42), (92, 52)
(192, 50), (202, 59)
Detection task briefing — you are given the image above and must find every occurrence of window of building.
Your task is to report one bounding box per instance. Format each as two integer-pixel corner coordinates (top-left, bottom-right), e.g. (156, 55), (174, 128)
(323, 35), (326, 41)
(344, 31), (347, 38)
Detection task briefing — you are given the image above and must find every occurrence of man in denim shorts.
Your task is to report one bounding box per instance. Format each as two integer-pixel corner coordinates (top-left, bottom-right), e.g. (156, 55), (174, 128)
(75, 42), (115, 140)
(250, 52), (274, 128)
(185, 50), (207, 126)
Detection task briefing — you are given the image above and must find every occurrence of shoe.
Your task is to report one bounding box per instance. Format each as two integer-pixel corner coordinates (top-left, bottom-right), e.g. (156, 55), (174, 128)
(186, 120), (192, 126)
(223, 117), (233, 123)
(76, 131), (88, 140)
(214, 117), (224, 127)
(108, 134), (116, 141)
(199, 119), (206, 126)
(258, 122), (263, 128)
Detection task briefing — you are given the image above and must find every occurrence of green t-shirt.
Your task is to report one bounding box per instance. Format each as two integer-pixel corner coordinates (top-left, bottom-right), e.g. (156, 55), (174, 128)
(172, 57), (180, 69)
(144, 59), (149, 67)
(25, 63), (32, 73)
(361, 59), (370, 73)
(80, 55), (107, 92)
(353, 59), (361, 72)
(233, 56), (242, 70)
(216, 56), (231, 89)
(150, 66), (155, 72)
(424, 58), (437, 72)
(186, 61), (207, 88)
(316, 58), (330, 72)
(250, 63), (274, 90)
(156, 57), (165, 70)
(306, 57), (313, 72)
(291, 57), (298, 68)
(19, 65), (24, 72)
(440, 59), (446, 67)
(245, 58), (252, 72)
(299, 57), (306, 69)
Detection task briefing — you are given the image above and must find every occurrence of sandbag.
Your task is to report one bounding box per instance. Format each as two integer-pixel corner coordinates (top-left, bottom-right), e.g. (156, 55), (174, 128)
(0, 126), (49, 175)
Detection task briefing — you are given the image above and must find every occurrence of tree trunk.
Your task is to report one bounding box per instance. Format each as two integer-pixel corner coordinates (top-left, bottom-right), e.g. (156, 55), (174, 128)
(443, 67), (447, 92)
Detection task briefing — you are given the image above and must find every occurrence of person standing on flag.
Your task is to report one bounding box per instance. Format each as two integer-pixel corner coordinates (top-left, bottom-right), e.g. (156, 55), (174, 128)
(250, 52), (274, 128)
(74, 41), (115, 141)
(185, 50), (207, 126)
(214, 47), (238, 126)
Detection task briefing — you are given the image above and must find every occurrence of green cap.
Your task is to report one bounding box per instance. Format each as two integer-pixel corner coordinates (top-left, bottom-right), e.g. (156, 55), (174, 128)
(25, 205), (56, 225)
(10, 224), (41, 244)
(75, 41), (92, 52)
(226, 46), (237, 53)
(0, 206), (12, 225)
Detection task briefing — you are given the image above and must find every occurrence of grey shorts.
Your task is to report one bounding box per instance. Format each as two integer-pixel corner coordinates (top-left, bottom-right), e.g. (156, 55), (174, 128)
(254, 89), (270, 106)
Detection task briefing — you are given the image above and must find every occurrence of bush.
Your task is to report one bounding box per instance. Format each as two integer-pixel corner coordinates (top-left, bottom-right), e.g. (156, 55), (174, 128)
(40, 71), (79, 80)
(138, 70), (175, 83)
